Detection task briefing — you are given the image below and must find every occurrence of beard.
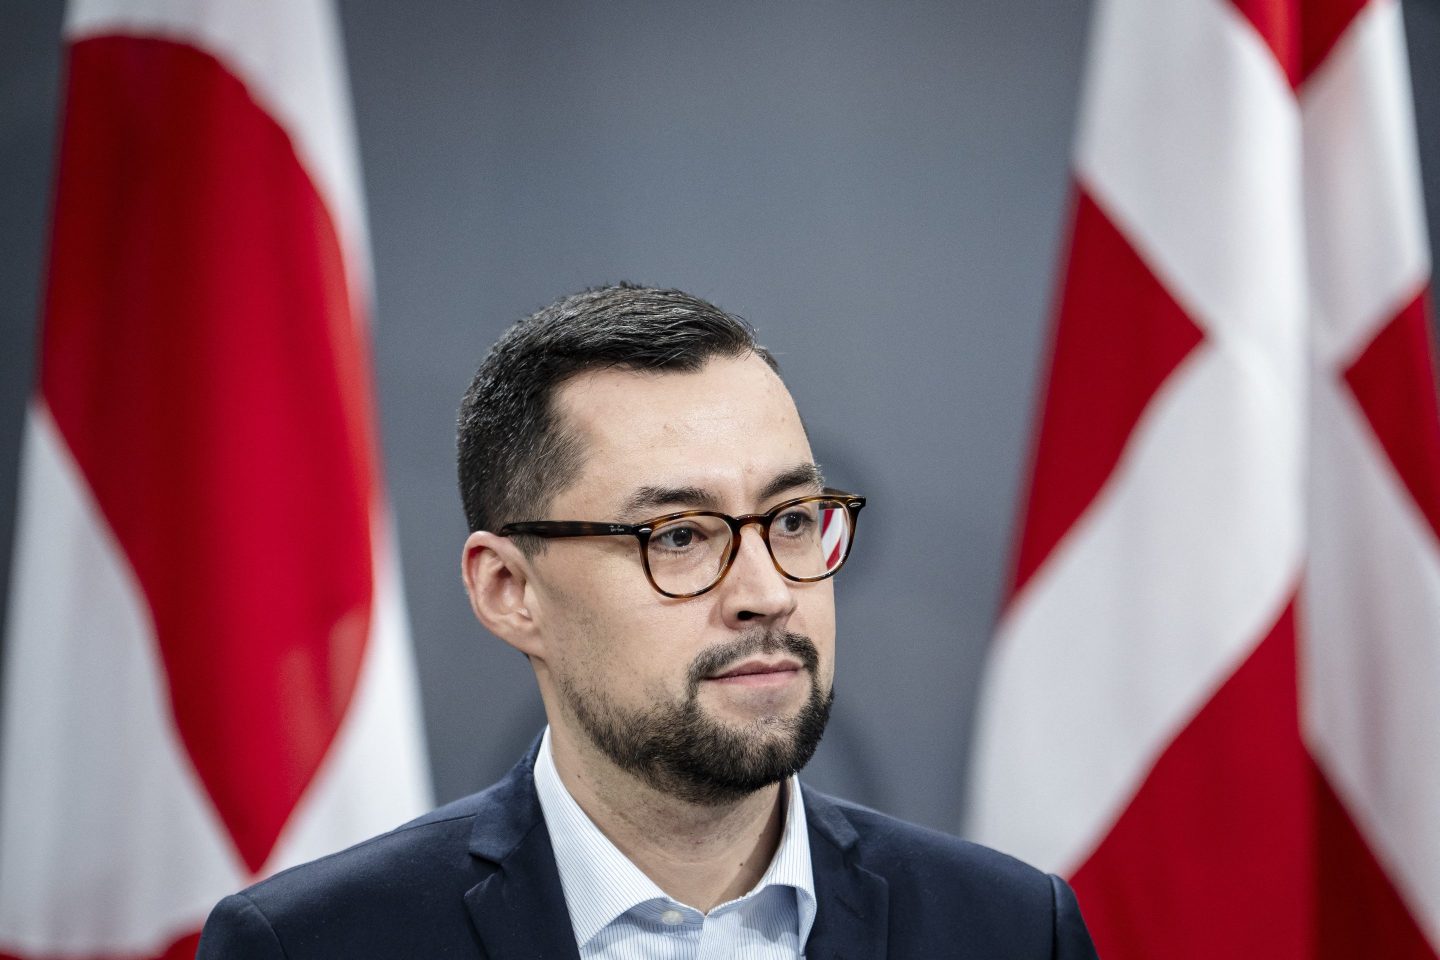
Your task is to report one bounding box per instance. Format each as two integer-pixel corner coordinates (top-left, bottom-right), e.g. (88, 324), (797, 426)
(556, 629), (833, 806)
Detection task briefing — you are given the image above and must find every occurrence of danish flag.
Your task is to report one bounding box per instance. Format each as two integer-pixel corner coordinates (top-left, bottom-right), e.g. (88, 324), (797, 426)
(969, 0), (1440, 956)
(0, 2), (431, 957)
(820, 503), (846, 570)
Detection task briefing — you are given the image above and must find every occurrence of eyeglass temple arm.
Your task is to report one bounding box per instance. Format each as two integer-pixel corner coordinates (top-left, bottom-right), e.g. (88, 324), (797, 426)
(498, 521), (644, 538)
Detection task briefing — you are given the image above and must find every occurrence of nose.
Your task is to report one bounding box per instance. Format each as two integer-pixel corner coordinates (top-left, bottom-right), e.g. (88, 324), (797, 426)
(718, 524), (797, 626)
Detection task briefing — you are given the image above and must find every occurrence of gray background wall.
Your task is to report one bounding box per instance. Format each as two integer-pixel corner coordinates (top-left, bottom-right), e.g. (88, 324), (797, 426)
(3, 0), (1439, 836)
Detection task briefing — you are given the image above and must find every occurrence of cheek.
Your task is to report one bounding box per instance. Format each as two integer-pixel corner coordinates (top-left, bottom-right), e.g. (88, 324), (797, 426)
(536, 550), (646, 641)
(797, 580), (836, 631)
(798, 584), (837, 679)
(546, 585), (697, 694)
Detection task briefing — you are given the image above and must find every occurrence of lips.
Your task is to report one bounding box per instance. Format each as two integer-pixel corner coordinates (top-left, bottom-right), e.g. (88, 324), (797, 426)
(708, 657), (803, 680)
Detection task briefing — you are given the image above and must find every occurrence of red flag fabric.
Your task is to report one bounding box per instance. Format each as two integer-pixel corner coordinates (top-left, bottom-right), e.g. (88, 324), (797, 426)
(968, 0), (1440, 956)
(0, 2), (430, 957)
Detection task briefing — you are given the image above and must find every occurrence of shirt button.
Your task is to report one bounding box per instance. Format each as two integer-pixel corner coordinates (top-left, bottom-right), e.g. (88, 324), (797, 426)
(660, 908), (685, 926)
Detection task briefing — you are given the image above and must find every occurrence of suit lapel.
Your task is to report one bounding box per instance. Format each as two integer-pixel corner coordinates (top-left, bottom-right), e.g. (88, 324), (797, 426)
(802, 788), (890, 960)
(463, 745), (582, 960)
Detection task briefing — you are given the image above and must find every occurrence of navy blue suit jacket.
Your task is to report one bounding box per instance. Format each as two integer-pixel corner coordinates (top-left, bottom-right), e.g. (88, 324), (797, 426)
(197, 746), (1098, 959)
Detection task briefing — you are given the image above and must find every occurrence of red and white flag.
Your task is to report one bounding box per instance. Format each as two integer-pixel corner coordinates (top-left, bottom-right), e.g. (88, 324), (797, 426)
(0, 2), (431, 957)
(968, 0), (1440, 956)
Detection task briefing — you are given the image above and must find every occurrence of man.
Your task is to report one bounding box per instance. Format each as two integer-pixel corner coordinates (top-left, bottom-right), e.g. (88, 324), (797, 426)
(198, 284), (1098, 958)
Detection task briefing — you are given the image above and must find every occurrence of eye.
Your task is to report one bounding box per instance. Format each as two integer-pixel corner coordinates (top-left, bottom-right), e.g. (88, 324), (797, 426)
(652, 522), (706, 551)
(773, 506), (817, 537)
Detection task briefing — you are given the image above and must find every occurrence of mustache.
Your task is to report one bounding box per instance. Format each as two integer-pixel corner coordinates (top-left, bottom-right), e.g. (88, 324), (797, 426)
(687, 630), (820, 688)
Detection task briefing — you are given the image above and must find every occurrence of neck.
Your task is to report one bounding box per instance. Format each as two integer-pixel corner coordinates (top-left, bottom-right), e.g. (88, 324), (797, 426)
(547, 723), (787, 912)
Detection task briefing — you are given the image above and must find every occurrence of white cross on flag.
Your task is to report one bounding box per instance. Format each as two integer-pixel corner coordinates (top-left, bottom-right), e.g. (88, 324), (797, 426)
(969, 0), (1440, 955)
(0, 2), (431, 957)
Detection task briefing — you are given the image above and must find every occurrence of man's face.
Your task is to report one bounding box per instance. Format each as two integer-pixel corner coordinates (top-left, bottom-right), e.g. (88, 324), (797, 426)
(524, 353), (836, 805)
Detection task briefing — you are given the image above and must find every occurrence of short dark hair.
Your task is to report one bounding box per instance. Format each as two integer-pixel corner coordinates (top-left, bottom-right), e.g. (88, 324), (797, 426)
(457, 283), (779, 535)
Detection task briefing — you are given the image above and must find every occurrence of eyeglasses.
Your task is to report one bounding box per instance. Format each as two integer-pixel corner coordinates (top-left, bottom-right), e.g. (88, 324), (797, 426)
(499, 491), (866, 599)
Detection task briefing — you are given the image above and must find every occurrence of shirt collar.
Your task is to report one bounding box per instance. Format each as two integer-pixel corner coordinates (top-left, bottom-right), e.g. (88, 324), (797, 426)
(533, 727), (817, 950)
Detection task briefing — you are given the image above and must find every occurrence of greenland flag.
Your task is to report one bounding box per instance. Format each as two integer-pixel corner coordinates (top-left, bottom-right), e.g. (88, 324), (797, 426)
(0, 2), (431, 958)
(968, 0), (1440, 956)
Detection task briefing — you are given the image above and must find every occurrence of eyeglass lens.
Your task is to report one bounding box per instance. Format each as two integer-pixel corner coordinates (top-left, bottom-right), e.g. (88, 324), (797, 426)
(645, 498), (853, 596)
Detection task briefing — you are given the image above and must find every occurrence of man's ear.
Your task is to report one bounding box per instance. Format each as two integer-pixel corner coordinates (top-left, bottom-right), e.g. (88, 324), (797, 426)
(462, 531), (544, 658)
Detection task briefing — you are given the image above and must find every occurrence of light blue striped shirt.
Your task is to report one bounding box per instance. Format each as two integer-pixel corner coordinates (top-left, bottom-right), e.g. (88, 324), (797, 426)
(534, 728), (817, 959)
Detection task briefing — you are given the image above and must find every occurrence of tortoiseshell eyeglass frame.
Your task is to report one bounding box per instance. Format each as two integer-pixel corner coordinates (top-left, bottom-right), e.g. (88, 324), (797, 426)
(498, 490), (866, 599)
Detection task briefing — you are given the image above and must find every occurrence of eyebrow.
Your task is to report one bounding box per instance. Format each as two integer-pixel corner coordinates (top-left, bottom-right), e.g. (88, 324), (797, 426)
(757, 462), (825, 503)
(621, 485), (720, 517)
(619, 462), (825, 519)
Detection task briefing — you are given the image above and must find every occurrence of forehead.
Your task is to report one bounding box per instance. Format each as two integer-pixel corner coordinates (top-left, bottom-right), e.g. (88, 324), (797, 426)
(550, 353), (814, 511)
